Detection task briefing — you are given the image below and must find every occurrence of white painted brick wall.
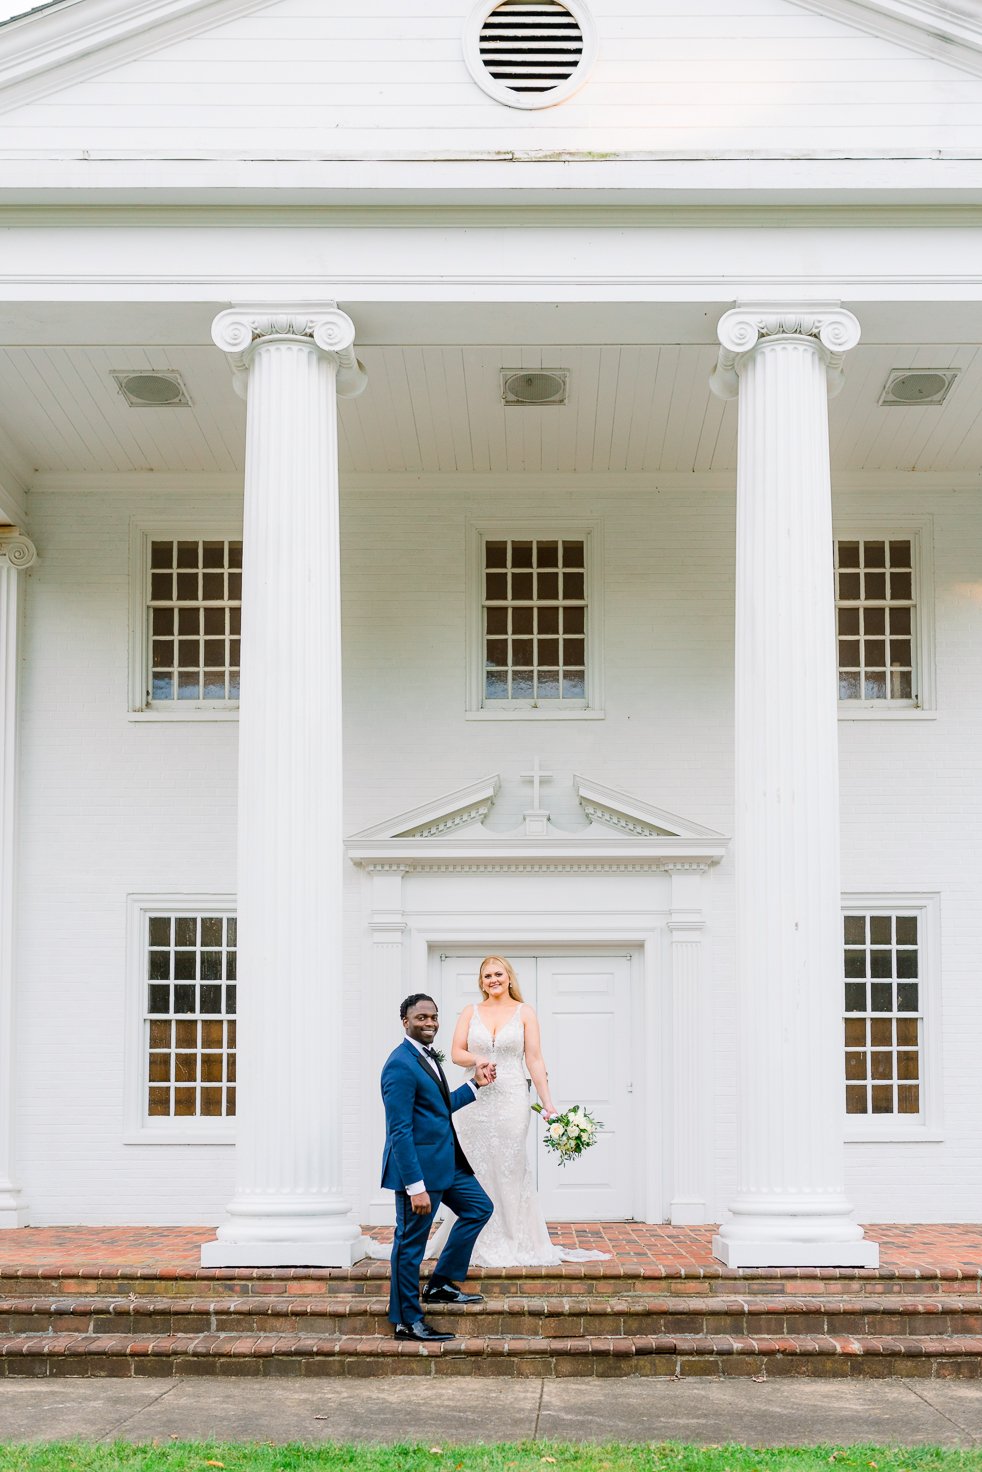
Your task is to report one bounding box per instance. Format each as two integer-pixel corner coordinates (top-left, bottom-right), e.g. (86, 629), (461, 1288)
(12, 477), (982, 1226)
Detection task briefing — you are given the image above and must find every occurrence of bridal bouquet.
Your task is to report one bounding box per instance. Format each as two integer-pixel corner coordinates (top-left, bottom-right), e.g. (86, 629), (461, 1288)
(531, 1102), (602, 1166)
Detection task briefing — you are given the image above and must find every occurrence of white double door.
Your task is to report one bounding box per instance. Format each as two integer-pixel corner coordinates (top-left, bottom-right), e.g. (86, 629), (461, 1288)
(439, 954), (635, 1221)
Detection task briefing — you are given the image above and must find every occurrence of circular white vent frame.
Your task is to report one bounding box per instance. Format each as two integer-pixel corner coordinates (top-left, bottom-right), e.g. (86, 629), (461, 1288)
(464, 0), (598, 111)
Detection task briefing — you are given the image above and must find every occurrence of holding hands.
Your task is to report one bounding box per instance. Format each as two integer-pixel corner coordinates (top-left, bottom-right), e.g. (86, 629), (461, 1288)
(473, 1059), (496, 1087)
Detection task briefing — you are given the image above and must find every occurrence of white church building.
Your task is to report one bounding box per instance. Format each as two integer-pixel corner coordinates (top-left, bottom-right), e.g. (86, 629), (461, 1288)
(0, 0), (980, 1271)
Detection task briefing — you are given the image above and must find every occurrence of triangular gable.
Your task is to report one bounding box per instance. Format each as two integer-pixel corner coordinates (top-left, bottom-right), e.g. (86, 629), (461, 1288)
(346, 774), (728, 869)
(2, 0), (982, 121)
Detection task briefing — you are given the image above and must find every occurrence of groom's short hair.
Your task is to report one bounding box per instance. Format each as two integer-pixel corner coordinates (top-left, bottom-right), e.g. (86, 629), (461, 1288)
(400, 992), (436, 1021)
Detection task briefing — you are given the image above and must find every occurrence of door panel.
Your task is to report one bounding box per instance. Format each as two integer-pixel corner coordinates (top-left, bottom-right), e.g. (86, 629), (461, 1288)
(535, 957), (633, 1220)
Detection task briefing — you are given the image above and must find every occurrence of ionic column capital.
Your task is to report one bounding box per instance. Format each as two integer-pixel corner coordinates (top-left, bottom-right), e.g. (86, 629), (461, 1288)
(211, 304), (368, 399)
(0, 530), (37, 570)
(710, 302), (861, 400)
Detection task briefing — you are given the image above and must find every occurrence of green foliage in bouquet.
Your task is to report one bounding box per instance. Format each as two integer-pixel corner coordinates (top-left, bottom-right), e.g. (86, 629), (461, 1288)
(531, 1102), (603, 1166)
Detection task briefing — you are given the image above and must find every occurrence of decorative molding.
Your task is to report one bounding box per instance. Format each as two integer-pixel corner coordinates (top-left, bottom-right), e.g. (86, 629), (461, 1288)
(792, 0), (982, 78)
(711, 303), (862, 400)
(574, 776), (726, 843)
(211, 305), (367, 400)
(350, 777), (501, 844)
(0, 530), (36, 570)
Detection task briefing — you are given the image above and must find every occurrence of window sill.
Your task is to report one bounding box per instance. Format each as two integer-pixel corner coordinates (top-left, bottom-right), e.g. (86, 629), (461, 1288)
(845, 1127), (943, 1143)
(124, 1129), (235, 1145)
(466, 708), (605, 722)
(129, 708), (239, 723)
(838, 706), (936, 721)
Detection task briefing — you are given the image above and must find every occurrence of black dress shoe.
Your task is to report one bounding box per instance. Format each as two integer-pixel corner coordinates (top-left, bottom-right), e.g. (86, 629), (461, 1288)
(422, 1282), (484, 1305)
(394, 1319), (454, 1342)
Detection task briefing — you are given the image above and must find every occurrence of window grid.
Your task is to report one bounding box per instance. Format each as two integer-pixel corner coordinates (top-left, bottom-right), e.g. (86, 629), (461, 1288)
(836, 539), (915, 703)
(148, 540), (242, 704)
(483, 538), (586, 704)
(145, 914), (237, 1120)
(843, 912), (921, 1117)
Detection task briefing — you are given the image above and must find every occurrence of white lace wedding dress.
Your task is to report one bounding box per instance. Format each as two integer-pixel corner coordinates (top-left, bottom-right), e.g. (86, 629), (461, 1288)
(422, 1002), (608, 1268)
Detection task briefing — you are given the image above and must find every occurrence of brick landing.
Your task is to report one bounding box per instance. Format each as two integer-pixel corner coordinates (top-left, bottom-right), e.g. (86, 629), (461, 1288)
(1, 1226), (981, 1377)
(0, 1223), (979, 1274)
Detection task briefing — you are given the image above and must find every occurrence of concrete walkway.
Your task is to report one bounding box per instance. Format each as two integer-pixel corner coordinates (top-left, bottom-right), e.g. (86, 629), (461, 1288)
(2, 1378), (982, 1447)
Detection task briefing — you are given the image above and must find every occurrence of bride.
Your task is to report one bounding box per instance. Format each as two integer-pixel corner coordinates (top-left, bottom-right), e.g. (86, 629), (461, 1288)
(425, 955), (608, 1268)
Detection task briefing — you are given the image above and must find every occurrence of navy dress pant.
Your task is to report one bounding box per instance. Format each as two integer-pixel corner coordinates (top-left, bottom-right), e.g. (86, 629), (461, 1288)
(389, 1169), (493, 1327)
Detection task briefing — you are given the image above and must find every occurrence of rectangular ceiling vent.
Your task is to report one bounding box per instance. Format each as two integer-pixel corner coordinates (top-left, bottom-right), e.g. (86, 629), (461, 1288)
(501, 368), (568, 406)
(878, 369), (959, 408)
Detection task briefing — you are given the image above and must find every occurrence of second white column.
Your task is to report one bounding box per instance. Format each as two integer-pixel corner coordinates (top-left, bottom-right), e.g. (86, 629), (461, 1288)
(710, 305), (878, 1269)
(202, 307), (367, 1267)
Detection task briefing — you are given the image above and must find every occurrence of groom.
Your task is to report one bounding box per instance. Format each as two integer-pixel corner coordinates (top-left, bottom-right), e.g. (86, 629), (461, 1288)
(381, 993), (494, 1342)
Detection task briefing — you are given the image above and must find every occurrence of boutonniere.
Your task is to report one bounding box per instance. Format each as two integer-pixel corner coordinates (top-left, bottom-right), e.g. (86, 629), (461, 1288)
(430, 1048), (446, 1066)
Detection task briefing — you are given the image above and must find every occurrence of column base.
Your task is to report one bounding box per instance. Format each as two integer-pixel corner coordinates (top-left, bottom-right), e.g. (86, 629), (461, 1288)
(200, 1235), (370, 1269)
(712, 1233), (879, 1269)
(0, 1207), (28, 1229)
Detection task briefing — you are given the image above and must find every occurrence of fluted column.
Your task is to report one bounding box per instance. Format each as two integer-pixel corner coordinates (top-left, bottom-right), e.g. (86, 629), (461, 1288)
(709, 305), (878, 1268)
(0, 532), (36, 1227)
(201, 307), (368, 1267)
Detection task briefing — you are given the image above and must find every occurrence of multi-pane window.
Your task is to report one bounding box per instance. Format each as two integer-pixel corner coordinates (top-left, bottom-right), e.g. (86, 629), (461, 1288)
(148, 540), (242, 704)
(483, 538), (586, 704)
(836, 539), (915, 703)
(843, 912), (921, 1117)
(145, 914), (236, 1121)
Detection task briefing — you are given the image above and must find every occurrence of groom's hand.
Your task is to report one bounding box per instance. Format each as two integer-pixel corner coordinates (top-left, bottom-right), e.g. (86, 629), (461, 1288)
(474, 1061), (495, 1087)
(409, 1190), (431, 1215)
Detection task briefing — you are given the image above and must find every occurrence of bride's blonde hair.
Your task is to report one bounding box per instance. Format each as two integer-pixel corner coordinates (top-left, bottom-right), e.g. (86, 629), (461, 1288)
(478, 955), (524, 1002)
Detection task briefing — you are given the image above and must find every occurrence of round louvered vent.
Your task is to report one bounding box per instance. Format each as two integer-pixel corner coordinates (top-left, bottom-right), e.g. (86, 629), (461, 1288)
(464, 0), (596, 110)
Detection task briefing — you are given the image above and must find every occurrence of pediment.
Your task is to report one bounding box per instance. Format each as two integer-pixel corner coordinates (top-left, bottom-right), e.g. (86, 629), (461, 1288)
(346, 773), (727, 870)
(2, 0), (982, 129)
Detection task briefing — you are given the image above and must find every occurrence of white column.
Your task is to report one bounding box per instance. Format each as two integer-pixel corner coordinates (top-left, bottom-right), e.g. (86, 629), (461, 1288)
(0, 531), (36, 1227)
(666, 865), (709, 1226)
(709, 305), (878, 1269)
(202, 307), (368, 1267)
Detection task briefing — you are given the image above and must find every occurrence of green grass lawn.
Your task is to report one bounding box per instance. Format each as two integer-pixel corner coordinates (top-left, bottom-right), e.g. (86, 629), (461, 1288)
(2, 1446), (982, 1472)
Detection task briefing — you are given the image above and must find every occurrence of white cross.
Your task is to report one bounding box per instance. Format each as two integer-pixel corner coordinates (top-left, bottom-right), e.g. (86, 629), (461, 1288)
(521, 756), (553, 811)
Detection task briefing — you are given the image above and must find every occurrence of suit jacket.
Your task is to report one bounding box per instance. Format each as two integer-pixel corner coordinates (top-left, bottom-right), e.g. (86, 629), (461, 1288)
(380, 1038), (477, 1193)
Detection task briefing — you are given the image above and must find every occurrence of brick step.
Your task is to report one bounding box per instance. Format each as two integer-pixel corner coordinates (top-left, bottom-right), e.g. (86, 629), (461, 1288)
(3, 1294), (982, 1340)
(2, 1331), (982, 1379)
(2, 1267), (980, 1301)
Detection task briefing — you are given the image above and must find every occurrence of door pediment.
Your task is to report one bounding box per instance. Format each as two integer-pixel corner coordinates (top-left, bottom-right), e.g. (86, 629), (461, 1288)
(346, 774), (727, 871)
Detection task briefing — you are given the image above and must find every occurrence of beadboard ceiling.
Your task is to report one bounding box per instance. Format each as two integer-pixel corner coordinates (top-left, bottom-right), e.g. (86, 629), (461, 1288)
(0, 339), (981, 477)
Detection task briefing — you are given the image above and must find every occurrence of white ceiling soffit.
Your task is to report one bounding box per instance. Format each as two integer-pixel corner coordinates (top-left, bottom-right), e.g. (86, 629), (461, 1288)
(792, 0), (982, 74)
(0, 0), (275, 111)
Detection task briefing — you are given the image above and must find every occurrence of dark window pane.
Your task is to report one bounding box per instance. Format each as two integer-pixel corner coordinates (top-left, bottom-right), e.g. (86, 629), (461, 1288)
(485, 540), (507, 569)
(202, 573), (225, 601)
(152, 607), (175, 636)
(225, 950), (236, 981)
(148, 984), (171, 1014)
(864, 606), (885, 635)
(838, 572), (861, 600)
(174, 951), (196, 981)
(150, 541), (173, 570)
(537, 541), (558, 568)
(844, 982), (867, 1012)
(895, 916), (918, 945)
(173, 984), (197, 1014)
(148, 1053), (171, 1083)
(178, 607), (200, 634)
(511, 572), (533, 601)
(897, 1050), (919, 1081)
(864, 572), (886, 601)
(890, 571), (912, 601)
(200, 984), (222, 1014)
(149, 1020), (171, 1049)
(838, 541), (860, 568)
(148, 949), (170, 981)
(175, 1052), (197, 1083)
(485, 639), (508, 668)
(485, 572), (507, 601)
(562, 571), (585, 600)
(537, 605), (558, 635)
(537, 571), (559, 601)
(200, 951), (222, 981)
(511, 541), (533, 568)
(486, 607), (507, 636)
(200, 917), (223, 947)
(870, 982), (893, 1012)
(845, 1052), (867, 1080)
(897, 1084), (920, 1114)
(175, 917), (196, 947)
(897, 983), (919, 1012)
(871, 1050), (892, 1080)
(870, 949), (893, 979)
(511, 606), (534, 635)
(228, 542), (242, 569)
(844, 949), (867, 979)
(864, 541), (886, 568)
(845, 1085), (867, 1114)
(843, 915), (866, 945)
(891, 606), (911, 635)
(844, 1018), (866, 1046)
(226, 985), (237, 1014)
(176, 541), (199, 568)
(896, 949), (918, 979)
(226, 918), (236, 946)
(150, 572), (173, 601)
(871, 1086), (894, 1114)
(175, 1021), (197, 1049)
(202, 541), (225, 569)
(870, 1018), (892, 1047)
(148, 1087), (170, 1117)
(838, 607), (859, 635)
(174, 1088), (196, 1116)
(176, 572), (199, 601)
(896, 1017), (918, 1047)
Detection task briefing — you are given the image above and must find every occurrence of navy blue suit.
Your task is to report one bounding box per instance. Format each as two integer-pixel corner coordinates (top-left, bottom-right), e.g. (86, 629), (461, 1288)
(381, 1038), (493, 1327)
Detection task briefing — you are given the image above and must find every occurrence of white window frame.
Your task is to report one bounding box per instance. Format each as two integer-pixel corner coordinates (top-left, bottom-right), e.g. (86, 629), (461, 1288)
(842, 892), (942, 1143)
(124, 893), (236, 1144)
(465, 521), (604, 720)
(128, 518), (242, 721)
(834, 517), (936, 721)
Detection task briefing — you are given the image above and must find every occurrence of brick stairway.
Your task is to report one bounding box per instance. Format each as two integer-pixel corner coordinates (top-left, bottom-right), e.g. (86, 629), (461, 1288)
(2, 1259), (982, 1378)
